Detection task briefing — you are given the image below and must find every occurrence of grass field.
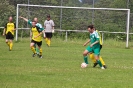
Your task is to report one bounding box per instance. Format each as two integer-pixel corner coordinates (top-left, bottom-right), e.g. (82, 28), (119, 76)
(0, 37), (133, 88)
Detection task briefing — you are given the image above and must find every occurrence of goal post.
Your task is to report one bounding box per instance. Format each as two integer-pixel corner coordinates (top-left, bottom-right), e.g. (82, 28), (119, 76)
(16, 4), (130, 47)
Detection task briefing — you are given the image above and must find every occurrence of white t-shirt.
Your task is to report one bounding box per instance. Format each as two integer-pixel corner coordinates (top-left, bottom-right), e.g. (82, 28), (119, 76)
(44, 20), (54, 32)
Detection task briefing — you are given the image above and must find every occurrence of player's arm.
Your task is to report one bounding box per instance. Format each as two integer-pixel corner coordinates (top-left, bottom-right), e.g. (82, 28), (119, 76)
(30, 30), (33, 38)
(34, 32), (43, 39)
(90, 39), (99, 47)
(34, 27), (43, 39)
(19, 16), (28, 22)
(19, 16), (32, 26)
(12, 23), (16, 31)
(44, 21), (46, 29)
(42, 29), (46, 38)
(3, 28), (6, 36)
(83, 39), (90, 46)
(52, 20), (55, 33)
(3, 23), (7, 36)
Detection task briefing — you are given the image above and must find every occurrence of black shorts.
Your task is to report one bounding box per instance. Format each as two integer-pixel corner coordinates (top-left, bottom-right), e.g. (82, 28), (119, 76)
(45, 32), (52, 38)
(31, 40), (42, 47)
(6, 32), (14, 40)
(100, 45), (102, 51)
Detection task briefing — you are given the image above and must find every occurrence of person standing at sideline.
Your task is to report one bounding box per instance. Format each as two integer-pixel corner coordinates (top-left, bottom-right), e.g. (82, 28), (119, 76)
(44, 15), (55, 47)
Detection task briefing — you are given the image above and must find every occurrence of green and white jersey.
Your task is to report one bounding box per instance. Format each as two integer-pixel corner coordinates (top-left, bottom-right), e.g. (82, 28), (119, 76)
(28, 20), (44, 31)
(90, 31), (100, 48)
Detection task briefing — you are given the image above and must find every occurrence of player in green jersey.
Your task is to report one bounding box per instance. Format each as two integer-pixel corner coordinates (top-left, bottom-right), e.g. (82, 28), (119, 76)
(89, 26), (107, 69)
(82, 25), (105, 69)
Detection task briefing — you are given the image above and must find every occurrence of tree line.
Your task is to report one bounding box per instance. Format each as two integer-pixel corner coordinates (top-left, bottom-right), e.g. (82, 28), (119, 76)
(0, 0), (133, 40)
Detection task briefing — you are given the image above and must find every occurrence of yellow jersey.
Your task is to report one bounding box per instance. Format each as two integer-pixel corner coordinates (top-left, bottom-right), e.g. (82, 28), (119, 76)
(5, 22), (16, 35)
(96, 30), (102, 45)
(31, 26), (42, 42)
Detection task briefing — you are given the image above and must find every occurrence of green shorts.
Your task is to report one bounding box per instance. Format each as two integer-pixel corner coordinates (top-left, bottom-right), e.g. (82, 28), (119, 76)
(86, 46), (100, 55)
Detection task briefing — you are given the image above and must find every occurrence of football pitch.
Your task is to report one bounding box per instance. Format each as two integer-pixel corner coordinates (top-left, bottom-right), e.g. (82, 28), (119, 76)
(0, 37), (133, 88)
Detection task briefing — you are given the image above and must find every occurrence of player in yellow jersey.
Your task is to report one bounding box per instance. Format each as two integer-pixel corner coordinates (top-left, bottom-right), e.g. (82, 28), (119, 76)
(19, 16), (44, 58)
(3, 16), (16, 51)
(89, 26), (107, 69)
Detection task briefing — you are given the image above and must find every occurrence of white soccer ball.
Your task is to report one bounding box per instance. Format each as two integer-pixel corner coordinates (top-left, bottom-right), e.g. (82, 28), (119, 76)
(81, 62), (88, 68)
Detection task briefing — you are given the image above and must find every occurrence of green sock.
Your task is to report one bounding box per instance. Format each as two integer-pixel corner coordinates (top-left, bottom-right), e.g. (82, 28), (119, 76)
(84, 56), (88, 64)
(97, 60), (102, 67)
(36, 48), (39, 54)
(34, 44), (39, 54)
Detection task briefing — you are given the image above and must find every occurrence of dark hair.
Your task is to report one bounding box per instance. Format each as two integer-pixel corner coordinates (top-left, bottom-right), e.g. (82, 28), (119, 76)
(88, 24), (94, 29)
(47, 14), (50, 18)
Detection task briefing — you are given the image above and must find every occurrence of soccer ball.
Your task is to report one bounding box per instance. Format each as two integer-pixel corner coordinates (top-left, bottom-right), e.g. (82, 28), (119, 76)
(81, 62), (88, 68)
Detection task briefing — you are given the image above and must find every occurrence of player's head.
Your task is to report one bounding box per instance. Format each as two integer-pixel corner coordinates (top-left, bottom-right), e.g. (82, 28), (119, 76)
(9, 16), (13, 22)
(32, 21), (36, 27)
(88, 25), (94, 33)
(47, 14), (50, 21)
(33, 17), (38, 24)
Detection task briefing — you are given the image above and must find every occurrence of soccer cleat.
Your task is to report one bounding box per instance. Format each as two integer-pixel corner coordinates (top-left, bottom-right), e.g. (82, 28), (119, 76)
(9, 48), (11, 51)
(32, 53), (36, 57)
(9, 46), (11, 51)
(39, 55), (42, 58)
(93, 63), (98, 67)
(37, 53), (40, 57)
(103, 65), (107, 69)
(101, 66), (105, 69)
(47, 44), (50, 47)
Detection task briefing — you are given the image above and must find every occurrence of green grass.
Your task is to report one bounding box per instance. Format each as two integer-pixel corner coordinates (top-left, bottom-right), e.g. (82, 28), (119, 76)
(0, 37), (133, 88)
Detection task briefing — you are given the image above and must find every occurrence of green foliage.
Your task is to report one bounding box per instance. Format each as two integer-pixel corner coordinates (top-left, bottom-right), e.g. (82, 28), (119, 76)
(0, 0), (16, 33)
(1, 0), (133, 39)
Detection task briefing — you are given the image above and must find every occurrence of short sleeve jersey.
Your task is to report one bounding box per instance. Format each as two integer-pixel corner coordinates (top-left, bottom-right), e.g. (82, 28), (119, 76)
(96, 30), (102, 45)
(28, 20), (44, 31)
(90, 31), (100, 48)
(44, 20), (54, 32)
(5, 22), (16, 35)
(28, 20), (44, 42)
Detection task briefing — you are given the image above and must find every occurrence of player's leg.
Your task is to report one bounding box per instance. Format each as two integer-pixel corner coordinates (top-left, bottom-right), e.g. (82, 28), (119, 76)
(9, 39), (13, 51)
(5, 33), (10, 47)
(47, 38), (51, 47)
(89, 54), (106, 68)
(37, 41), (42, 58)
(89, 53), (98, 67)
(94, 48), (104, 69)
(83, 50), (89, 65)
(5, 39), (10, 46)
(99, 56), (107, 69)
(9, 32), (14, 51)
(89, 53), (96, 63)
(99, 45), (107, 68)
(44, 33), (48, 45)
(30, 40), (36, 57)
(47, 33), (52, 47)
(82, 46), (93, 65)
(34, 44), (39, 56)
(90, 54), (107, 68)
